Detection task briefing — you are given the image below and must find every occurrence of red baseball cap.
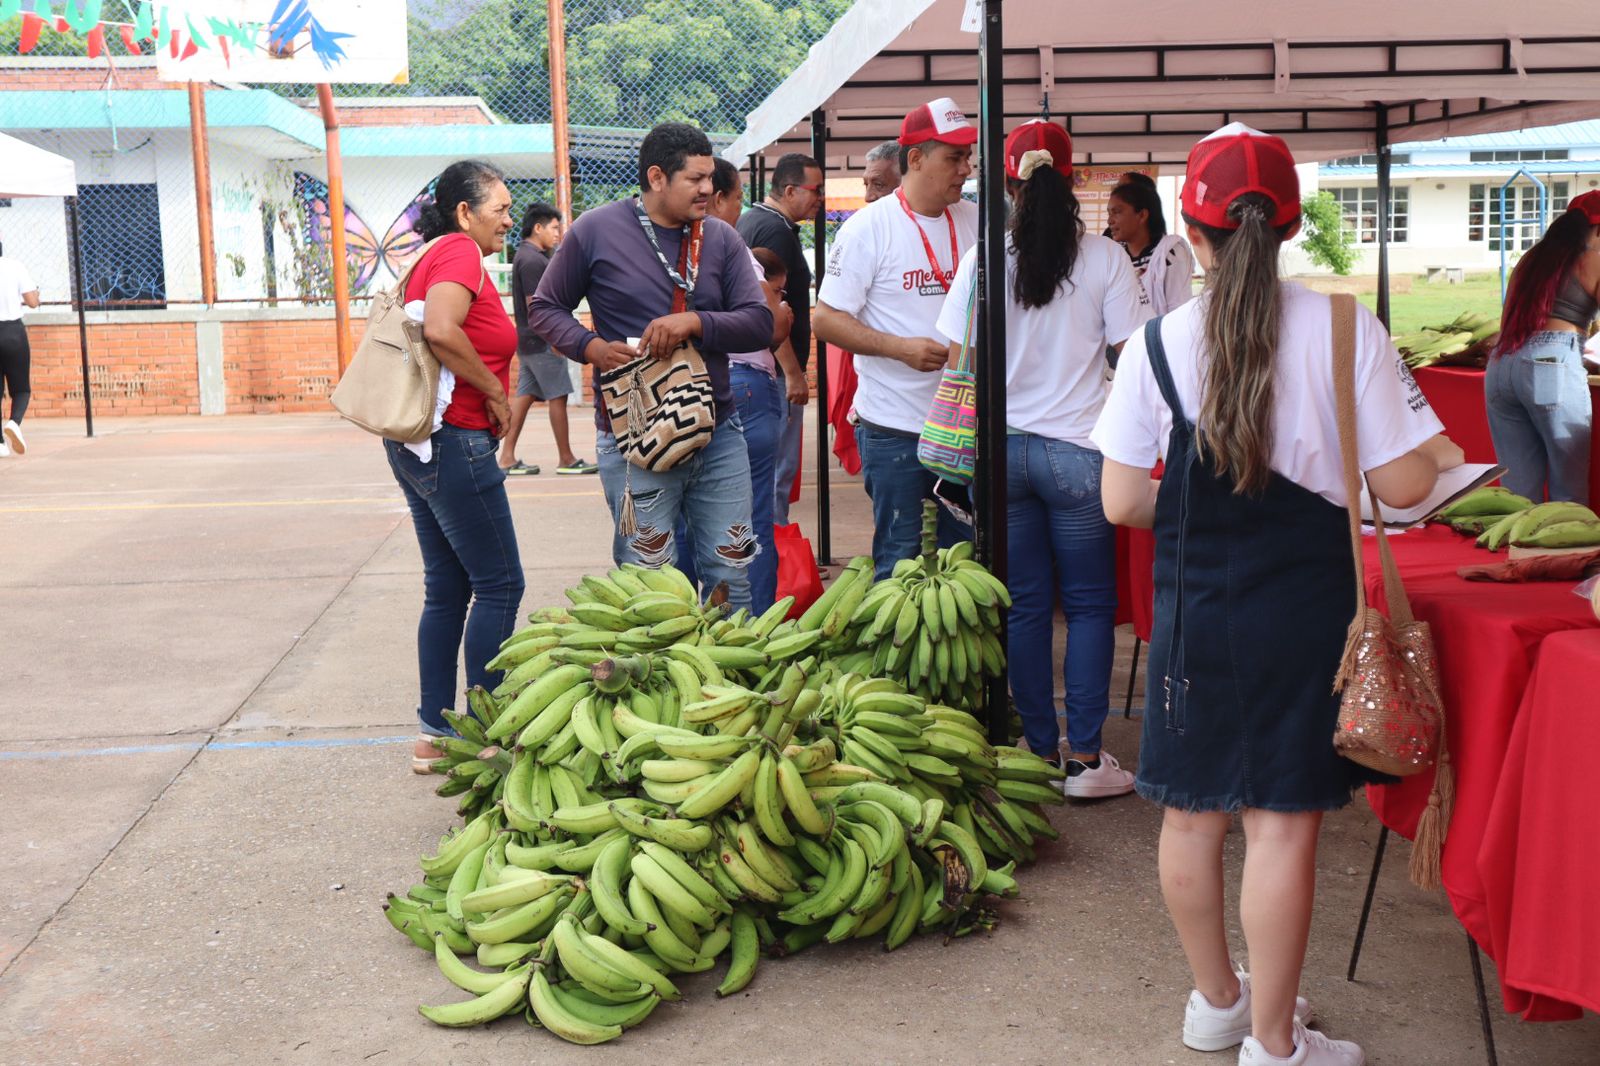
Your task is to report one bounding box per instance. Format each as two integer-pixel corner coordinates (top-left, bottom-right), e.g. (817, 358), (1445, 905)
(1181, 123), (1300, 230)
(1004, 120), (1073, 180)
(900, 97), (978, 147)
(1566, 190), (1600, 225)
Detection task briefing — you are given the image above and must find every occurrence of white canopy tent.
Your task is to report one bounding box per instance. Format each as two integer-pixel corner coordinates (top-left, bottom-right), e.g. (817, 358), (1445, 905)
(0, 132), (93, 435)
(726, 0), (1600, 578)
(0, 131), (78, 197)
(729, 0), (1600, 169)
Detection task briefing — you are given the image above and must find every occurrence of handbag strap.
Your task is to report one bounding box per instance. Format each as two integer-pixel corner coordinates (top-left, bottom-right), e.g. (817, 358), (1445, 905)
(1331, 293), (1415, 628)
(954, 274), (979, 374)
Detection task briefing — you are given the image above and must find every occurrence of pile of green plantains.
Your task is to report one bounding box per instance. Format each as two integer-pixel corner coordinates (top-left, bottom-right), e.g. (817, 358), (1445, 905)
(384, 527), (1061, 1044)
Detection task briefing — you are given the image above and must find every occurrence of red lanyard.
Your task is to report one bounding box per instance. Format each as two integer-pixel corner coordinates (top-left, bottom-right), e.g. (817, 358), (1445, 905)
(895, 188), (957, 293)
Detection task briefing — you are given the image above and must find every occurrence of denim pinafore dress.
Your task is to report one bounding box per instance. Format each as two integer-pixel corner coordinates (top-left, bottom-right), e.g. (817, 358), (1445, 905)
(1136, 318), (1391, 812)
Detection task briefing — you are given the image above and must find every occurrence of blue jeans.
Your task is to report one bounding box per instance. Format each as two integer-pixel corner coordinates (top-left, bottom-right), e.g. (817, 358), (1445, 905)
(773, 398), (805, 527)
(1485, 331), (1593, 504)
(730, 364), (783, 612)
(597, 415), (756, 611)
(854, 421), (972, 580)
(1004, 435), (1116, 757)
(385, 426), (526, 737)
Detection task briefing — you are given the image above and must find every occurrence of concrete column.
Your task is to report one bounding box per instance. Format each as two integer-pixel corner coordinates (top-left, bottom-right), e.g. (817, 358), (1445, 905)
(195, 320), (226, 415)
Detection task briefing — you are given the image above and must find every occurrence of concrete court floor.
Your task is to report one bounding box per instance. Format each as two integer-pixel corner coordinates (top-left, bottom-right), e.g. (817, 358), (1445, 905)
(1, 412), (1595, 1066)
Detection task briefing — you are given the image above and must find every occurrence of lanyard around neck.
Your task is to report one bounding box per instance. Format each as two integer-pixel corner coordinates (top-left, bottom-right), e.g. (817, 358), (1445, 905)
(895, 188), (957, 293)
(632, 198), (700, 312)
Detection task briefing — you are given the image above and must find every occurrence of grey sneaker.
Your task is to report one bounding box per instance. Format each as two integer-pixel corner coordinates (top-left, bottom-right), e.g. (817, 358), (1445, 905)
(1185, 971), (1313, 1052)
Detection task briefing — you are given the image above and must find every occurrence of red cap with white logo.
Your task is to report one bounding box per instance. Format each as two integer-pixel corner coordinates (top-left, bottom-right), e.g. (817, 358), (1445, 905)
(1566, 190), (1600, 225)
(900, 97), (978, 147)
(1180, 123), (1300, 230)
(1004, 120), (1073, 180)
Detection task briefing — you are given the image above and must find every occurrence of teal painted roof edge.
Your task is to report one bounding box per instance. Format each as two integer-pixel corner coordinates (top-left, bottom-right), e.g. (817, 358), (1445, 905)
(341, 123), (552, 158)
(0, 90), (550, 159)
(0, 89), (324, 147)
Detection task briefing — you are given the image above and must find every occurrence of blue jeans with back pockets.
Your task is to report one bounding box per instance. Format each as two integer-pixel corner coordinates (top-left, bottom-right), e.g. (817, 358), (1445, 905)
(1485, 330), (1593, 504)
(1004, 434), (1117, 758)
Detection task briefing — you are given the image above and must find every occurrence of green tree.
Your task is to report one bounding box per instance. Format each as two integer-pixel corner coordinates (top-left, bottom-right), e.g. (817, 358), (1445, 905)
(1299, 190), (1358, 275)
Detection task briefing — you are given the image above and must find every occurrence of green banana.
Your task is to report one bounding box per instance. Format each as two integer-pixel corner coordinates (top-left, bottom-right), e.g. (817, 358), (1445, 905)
(418, 963), (531, 1027)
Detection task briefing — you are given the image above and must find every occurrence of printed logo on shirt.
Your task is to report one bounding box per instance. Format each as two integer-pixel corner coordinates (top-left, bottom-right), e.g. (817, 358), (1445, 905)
(902, 267), (953, 295)
(1397, 357), (1431, 413)
(826, 246), (844, 278)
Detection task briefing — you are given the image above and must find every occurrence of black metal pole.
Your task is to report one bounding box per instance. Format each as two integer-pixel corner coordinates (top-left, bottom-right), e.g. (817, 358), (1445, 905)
(755, 154), (767, 203)
(811, 108), (833, 566)
(978, 0), (1008, 741)
(66, 195), (94, 438)
(1375, 105), (1392, 330)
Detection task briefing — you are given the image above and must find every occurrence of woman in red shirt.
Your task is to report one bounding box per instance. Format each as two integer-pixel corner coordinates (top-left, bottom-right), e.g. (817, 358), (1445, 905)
(384, 160), (524, 774)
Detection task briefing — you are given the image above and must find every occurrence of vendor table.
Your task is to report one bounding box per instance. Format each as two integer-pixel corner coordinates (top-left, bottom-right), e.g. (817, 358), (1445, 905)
(1360, 525), (1600, 1021)
(1412, 366), (1600, 504)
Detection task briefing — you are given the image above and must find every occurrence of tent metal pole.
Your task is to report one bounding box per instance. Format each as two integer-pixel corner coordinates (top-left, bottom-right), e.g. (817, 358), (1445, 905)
(187, 84), (218, 308)
(1375, 105), (1392, 330)
(978, 0), (1009, 741)
(811, 108), (833, 566)
(66, 195), (93, 438)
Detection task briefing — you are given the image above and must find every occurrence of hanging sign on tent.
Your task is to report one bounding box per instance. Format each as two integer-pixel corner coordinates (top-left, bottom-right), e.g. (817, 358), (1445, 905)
(153, 1), (407, 83)
(1074, 165), (1160, 238)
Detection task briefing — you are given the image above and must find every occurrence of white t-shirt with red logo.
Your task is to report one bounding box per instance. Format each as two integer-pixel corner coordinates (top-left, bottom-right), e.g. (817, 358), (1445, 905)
(818, 194), (979, 434)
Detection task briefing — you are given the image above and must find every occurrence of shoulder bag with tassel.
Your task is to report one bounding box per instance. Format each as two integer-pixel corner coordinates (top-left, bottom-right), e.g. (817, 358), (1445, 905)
(1329, 292), (1452, 890)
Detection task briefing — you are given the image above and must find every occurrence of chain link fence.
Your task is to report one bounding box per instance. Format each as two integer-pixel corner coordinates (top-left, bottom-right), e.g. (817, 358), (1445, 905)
(0, 0), (847, 310)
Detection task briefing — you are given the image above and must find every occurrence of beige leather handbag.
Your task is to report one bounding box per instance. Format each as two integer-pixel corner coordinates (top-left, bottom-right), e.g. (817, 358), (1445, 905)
(330, 237), (447, 443)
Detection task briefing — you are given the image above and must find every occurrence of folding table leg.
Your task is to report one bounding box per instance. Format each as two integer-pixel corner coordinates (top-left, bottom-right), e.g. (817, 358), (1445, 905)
(1123, 637), (1142, 719)
(1467, 934), (1500, 1066)
(1347, 825), (1389, 981)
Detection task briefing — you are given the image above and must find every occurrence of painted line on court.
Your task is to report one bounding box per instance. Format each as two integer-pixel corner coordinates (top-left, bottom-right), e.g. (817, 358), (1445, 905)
(0, 490), (605, 514)
(0, 734), (413, 761)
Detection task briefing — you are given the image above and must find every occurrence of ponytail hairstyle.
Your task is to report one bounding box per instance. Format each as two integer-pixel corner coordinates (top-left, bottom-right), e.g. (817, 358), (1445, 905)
(1497, 206), (1596, 355)
(1009, 165), (1084, 309)
(418, 160), (507, 243)
(1183, 191), (1297, 496)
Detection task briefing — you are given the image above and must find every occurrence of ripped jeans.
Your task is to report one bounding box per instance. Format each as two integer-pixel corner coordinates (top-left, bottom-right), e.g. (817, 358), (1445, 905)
(596, 415), (756, 610)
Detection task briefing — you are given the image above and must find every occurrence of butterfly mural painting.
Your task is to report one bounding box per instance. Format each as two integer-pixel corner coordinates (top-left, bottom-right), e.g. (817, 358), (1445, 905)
(292, 171), (435, 293)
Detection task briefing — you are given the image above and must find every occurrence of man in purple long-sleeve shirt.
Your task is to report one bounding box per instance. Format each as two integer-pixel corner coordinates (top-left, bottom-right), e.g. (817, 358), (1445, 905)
(529, 123), (772, 609)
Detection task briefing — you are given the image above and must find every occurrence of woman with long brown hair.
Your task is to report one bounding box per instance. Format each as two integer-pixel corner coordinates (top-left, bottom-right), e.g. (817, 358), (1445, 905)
(1093, 125), (1460, 1066)
(1486, 192), (1600, 503)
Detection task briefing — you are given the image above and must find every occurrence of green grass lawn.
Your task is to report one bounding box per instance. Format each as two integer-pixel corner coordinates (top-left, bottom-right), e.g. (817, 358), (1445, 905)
(1299, 273), (1504, 336)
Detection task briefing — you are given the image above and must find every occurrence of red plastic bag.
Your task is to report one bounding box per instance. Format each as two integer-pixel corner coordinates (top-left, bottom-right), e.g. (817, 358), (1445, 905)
(774, 523), (823, 619)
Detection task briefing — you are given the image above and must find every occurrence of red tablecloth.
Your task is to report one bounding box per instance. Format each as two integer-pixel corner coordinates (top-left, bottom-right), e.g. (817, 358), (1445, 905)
(1363, 525), (1600, 1020)
(1479, 628), (1600, 1021)
(1115, 527), (1155, 640)
(1413, 365), (1600, 504)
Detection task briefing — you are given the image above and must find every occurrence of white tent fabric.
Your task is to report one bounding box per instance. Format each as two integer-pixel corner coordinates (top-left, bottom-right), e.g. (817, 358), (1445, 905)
(727, 0), (1600, 168)
(0, 132), (77, 197)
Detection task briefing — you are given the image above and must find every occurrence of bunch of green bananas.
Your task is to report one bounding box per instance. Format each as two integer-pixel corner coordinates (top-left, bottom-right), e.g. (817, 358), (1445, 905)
(1434, 485), (1535, 537)
(1476, 500), (1600, 552)
(389, 575), (1063, 1044)
(817, 501), (1008, 709)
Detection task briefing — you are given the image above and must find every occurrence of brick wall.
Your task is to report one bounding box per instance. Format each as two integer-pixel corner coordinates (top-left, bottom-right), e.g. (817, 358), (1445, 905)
(324, 104), (493, 127)
(0, 63), (200, 91)
(27, 319), (202, 416)
(18, 308), (617, 420)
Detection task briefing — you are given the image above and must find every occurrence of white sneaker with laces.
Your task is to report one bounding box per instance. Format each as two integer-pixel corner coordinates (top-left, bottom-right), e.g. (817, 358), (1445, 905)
(1061, 749), (1136, 799)
(1184, 971), (1312, 1052)
(2, 420), (23, 455)
(1239, 1022), (1363, 1065)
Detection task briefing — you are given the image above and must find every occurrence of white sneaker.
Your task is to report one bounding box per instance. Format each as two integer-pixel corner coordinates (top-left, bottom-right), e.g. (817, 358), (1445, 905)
(1061, 749), (1136, 799)
(2, 420), (23, 455)
(1239, 1022), (1363, 1065)
(1185, 971), (1312, 1052)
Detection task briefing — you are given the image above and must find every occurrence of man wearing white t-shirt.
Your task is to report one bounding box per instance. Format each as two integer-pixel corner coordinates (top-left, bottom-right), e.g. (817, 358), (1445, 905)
(814, 98), (979, 577)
